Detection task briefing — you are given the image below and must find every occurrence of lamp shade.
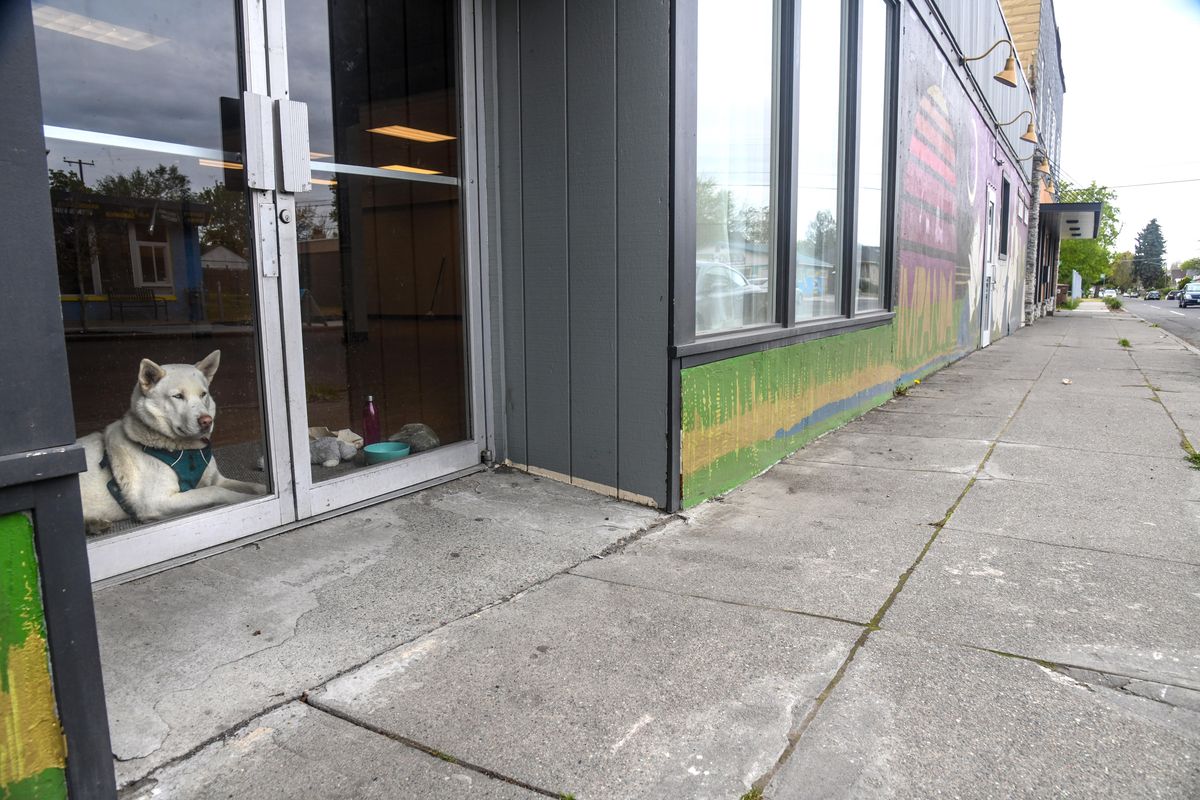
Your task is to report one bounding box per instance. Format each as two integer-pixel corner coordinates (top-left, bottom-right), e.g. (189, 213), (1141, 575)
(1020, 121), (1038, 144)
(994, 56), (1018, 88)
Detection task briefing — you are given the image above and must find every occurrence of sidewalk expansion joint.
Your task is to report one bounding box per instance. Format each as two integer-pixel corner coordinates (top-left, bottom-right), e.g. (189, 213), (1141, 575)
(943, 526), (1200, 569)
(1126, 349), (1198, 459)
(565, 572), (871, 630)
(741, 330), (1066, 798)
(302, 697), (567, 798)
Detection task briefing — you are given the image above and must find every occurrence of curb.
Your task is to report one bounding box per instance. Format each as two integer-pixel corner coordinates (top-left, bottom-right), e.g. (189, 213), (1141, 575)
(1122, 307), (1200, 359)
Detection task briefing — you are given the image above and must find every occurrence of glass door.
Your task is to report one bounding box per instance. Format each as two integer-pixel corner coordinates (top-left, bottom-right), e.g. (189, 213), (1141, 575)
(269, 0), (488, 517)
(34, 0), (295, 581)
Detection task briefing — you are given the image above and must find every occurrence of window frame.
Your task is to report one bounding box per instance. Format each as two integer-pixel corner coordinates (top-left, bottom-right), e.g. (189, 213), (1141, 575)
(128, 222), (173, 289)
(674, 0), (900, 360)
(999, 175), (1011, 259)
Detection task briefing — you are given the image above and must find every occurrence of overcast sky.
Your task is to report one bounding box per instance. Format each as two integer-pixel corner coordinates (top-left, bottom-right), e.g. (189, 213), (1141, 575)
(1055, 0), (1200, 266)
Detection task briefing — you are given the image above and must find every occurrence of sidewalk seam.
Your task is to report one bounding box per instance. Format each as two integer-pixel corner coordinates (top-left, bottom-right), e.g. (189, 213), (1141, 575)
(744, 327), (1066, 797)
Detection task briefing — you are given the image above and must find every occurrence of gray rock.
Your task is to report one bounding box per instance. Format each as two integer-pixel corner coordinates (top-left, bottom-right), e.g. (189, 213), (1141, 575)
(388, 422), (440, 452)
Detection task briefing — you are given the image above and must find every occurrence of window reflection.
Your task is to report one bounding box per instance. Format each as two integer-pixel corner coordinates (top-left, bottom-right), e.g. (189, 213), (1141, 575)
(695, 0), (776, 335)
(855, 0), (887, 312)
(794, 1), (843, 322)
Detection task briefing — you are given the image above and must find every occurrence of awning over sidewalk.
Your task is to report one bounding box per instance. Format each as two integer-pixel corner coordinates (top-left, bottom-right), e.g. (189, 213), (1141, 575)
(1040, 202), (1103, 240)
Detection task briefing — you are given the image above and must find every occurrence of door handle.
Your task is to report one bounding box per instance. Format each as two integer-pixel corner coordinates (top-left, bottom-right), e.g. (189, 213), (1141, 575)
(277, 99), (312, 193)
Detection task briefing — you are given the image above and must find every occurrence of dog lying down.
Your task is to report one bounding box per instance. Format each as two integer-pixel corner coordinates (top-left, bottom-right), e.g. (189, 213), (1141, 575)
(78, 350), (267, 534)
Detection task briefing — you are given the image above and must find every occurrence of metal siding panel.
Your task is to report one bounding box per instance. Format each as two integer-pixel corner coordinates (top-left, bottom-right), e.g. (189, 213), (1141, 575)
(566, 0), (618, 489)
(496, 0), (527, 465)
(519, 0), (572, 476)
(616, 0), (670, 507)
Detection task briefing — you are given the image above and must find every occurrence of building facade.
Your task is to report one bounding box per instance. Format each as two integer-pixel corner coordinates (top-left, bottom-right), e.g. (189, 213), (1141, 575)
(2, 0), (1073, 793)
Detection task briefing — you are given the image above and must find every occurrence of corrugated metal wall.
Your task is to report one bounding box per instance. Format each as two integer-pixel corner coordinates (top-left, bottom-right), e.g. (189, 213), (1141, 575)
(490, 0), (671, 508)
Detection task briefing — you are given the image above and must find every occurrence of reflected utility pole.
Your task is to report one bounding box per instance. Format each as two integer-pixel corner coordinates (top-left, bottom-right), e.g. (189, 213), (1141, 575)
(63, 157), (94, 331)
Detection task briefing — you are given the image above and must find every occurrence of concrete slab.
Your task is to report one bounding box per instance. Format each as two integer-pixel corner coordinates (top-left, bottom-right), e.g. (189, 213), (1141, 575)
(982, 442), (1200, 502)
(767, 633), (1200, 800)
(947, 476), (1200, 564)
(1001, 395), (1180, 458)
(883, 531), (1200, 687)
(786, 430), (991, 474)
(311, 575), (859, 800)
(95, 470), (663, 787)
(573, 508), (931, 623)
(842, 408), (1009, 441)
(126, 702), (539, 800)
(755, 460), (971, 526)
(876, 393), (1020, 418)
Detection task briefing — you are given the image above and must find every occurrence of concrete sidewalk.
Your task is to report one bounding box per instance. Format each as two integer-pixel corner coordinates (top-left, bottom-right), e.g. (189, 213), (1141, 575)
(104, 310), (1200, 799)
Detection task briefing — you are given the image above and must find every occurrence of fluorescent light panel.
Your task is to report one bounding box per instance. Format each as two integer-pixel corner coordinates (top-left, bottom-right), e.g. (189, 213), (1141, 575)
(380, 164), (442, 175)
(367, 125), (455, 143)
(198, 158), (243, 170)
(33, 4), (167, 51)
(311, 178), (338, 186)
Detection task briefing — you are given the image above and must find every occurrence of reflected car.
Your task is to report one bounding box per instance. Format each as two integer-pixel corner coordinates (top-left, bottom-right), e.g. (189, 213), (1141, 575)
(1145, 290), (1161, 300)
(696, 261), (769, 333)
(1180, 283), (1200, 308)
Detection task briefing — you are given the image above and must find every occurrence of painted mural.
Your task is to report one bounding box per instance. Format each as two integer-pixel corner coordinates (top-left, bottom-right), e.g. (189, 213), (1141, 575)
(1, 513), (67, 800)
(681, 5), (1029, 506)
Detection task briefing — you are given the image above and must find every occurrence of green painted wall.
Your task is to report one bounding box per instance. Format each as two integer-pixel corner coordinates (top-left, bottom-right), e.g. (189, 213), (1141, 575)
(1, 513), (67, 800)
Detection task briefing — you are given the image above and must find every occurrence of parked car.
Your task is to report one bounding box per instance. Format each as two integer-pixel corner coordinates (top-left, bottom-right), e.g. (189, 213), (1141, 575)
(1180, 282), (1200, 308)
(696, 261), (770, 332)
(1102, 289), (1118, 298)
(1167, 290), (1179, 300)
(1146, 290), (1161, 300)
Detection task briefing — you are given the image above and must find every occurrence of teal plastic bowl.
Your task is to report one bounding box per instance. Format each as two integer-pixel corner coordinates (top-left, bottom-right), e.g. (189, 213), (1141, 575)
(363, 441), (411, 464)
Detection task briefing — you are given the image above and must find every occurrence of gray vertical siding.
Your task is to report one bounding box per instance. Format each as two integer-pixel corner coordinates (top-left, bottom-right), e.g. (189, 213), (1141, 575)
(491, 0), (671, 507)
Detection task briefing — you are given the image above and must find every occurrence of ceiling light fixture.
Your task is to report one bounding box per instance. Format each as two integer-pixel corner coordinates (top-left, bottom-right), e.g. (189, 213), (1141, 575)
(32, 4), (167, 51)
(367, 125), (455, 143)
(959, 38), (1020, 88)
(311, 178), (338, 186)
(198, 158), (243, 170)
(380, 164), (442, 175)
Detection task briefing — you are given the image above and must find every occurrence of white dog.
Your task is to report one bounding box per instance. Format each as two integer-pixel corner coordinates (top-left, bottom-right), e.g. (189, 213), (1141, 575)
(77, 350), (267, 534)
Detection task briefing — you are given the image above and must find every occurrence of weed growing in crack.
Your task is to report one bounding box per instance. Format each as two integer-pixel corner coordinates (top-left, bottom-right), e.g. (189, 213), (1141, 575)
(1187, 452), (1200, 471)
(740, 789), (764, 800)
(1118, 338), (1131, 348)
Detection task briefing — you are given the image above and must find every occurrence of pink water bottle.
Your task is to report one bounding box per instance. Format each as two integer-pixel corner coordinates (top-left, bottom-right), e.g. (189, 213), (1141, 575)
(362, 395), (381, 445)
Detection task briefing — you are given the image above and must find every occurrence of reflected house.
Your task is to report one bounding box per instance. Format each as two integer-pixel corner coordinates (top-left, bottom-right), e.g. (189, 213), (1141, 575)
(51, 189), (212, 325)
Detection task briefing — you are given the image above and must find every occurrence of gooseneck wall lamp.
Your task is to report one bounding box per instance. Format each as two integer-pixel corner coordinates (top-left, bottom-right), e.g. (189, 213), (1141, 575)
(960, 38), (1020, 87)
(997, 109), (1039, 145)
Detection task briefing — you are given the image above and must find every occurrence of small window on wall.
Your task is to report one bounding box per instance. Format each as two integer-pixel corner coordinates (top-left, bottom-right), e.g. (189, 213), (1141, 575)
(687, 0), (899, 345)
(130, 224), (172, 287)
(999, 177), (1011, 258)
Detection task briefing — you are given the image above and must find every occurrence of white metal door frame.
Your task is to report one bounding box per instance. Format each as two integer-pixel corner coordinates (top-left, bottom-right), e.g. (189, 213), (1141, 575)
(263, 0), (491, 519)
(981, 184), (997, 348)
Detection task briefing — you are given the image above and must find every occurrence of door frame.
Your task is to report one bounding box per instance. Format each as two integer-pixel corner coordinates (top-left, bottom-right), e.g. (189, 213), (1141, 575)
(265, 0), (491, 518)
(86, 0), (493, 581)
(980, 183), (997, 348)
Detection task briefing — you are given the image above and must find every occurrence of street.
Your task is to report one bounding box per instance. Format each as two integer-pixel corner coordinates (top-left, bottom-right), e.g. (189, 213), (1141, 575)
(1123, 296), (1200, 350)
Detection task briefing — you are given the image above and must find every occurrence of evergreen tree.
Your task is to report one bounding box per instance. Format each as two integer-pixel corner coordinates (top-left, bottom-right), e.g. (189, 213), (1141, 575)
(1132, 219), (1166, 289)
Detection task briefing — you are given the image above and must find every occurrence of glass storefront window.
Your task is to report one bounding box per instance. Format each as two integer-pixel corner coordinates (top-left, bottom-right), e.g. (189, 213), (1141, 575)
(855, 0), (888, 313)
(794, 0), (843, 322)
(695, 0), (777, 336)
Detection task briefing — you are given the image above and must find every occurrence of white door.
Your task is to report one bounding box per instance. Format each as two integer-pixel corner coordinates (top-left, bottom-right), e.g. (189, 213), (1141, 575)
(36, 0), (487, 581)
(980, 186), (997, 348)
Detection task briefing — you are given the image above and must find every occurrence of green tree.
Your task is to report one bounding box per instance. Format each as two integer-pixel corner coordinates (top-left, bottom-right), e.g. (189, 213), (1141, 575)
(1056, 181), (1121, 286)
(1109, 251), (1134, 292)
(1132, 219), (1166, 289)
(48, 167), (87, 193)
(1175, 256), (1200, 283)
(801, 209), (837, 259)
(94, 164), (191, 200)
(194, 183), (247, 255)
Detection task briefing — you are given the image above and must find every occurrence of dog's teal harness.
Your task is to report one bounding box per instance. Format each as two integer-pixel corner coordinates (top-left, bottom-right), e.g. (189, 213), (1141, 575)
(101, 444), (212, 521)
